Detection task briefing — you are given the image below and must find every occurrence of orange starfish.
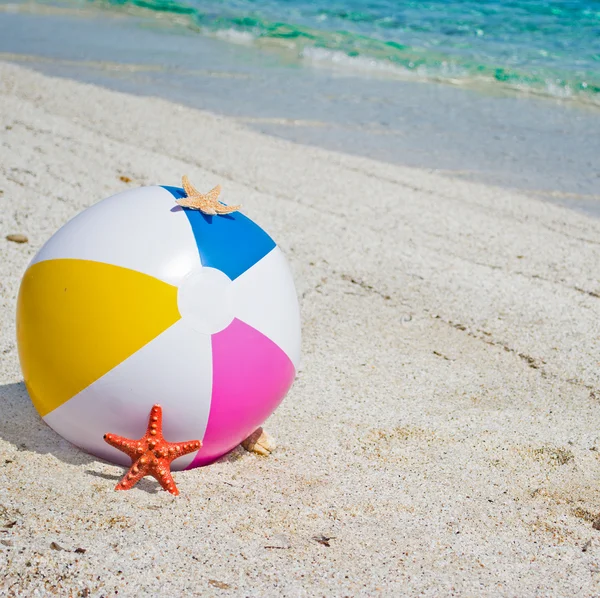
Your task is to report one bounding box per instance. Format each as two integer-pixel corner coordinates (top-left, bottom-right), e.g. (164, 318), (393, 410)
(104, 404), (201, 496)
(176, 175), (241, 215)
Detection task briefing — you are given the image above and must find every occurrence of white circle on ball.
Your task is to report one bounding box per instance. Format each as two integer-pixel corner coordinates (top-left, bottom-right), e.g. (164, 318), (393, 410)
(177, 267), (234, 334)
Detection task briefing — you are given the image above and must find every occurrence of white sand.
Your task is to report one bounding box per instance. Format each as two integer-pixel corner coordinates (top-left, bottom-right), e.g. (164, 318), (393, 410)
(1, 61), (600, 596)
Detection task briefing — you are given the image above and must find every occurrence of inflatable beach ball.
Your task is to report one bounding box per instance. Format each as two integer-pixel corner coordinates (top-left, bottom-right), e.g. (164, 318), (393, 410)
(16, 183), (301, 470)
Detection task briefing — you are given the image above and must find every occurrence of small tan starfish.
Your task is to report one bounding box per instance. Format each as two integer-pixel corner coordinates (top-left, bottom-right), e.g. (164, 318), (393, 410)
(176, 175), (241, 215)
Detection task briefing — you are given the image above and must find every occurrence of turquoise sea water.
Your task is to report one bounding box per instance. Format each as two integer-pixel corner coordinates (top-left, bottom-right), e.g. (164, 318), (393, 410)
(90, 0), (600, 105)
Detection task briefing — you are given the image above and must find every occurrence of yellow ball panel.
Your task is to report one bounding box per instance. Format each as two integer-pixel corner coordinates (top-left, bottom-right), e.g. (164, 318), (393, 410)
(17, 259), (181, 417)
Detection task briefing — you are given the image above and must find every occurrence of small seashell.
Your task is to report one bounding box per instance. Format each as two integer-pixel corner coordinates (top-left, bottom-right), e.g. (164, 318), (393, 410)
(6, 234), (28, 244)
(241, 427), (276, 456)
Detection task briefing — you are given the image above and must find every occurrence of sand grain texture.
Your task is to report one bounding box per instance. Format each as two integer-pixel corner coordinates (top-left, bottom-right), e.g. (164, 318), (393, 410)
(1, 62), (600, 596)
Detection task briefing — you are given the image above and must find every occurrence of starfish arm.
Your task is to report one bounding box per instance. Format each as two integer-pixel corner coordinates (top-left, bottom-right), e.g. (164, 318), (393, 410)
(146, 404), (164, 441)
(205, 185), (222, 203)
(182, 175), (200, 198)
(151, 459), (180, 495)
(175, 197), (198, 209)
(214, 203), (242, 214)
(202, 205), (218, 215)
(114, 459), (151, 491)
(103, 433), (144, 460)
(167, 440), (202, 459)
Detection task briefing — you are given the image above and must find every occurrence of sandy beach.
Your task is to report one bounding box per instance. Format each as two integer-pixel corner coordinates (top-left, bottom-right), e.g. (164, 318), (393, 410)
(1, 60), (600, 595)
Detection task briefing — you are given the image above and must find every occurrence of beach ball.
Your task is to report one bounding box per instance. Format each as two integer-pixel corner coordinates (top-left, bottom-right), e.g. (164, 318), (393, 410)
(16, 183), (301, 469)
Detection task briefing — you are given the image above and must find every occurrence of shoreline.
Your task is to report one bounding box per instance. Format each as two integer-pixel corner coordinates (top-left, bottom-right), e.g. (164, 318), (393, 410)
(1, 62), (600, 595)
(1, 1), (600, 218)
(3, 0), (599, 110)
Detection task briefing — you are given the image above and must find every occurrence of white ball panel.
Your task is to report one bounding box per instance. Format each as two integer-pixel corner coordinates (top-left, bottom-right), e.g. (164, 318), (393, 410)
(231, 247), (301, 369)
(43, 320), (212, 470)
(30, 186), (200, 286)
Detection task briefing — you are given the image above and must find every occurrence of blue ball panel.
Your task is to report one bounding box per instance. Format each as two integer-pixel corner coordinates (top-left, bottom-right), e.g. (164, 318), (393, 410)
(161, 186), (276, 281)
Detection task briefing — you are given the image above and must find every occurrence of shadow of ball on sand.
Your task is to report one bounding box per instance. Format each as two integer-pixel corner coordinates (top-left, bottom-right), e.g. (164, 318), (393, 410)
(0, 380), (248, 494)
(0, 382), (165, 494)
(0, 381), (99, 467)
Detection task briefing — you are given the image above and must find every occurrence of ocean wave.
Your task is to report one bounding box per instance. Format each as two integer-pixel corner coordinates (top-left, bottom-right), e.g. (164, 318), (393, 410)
(299, 46), (600, 107)
(89, 0), (600, 107)
(212, 28), (255, 45)
(300, 46), (469, 81)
